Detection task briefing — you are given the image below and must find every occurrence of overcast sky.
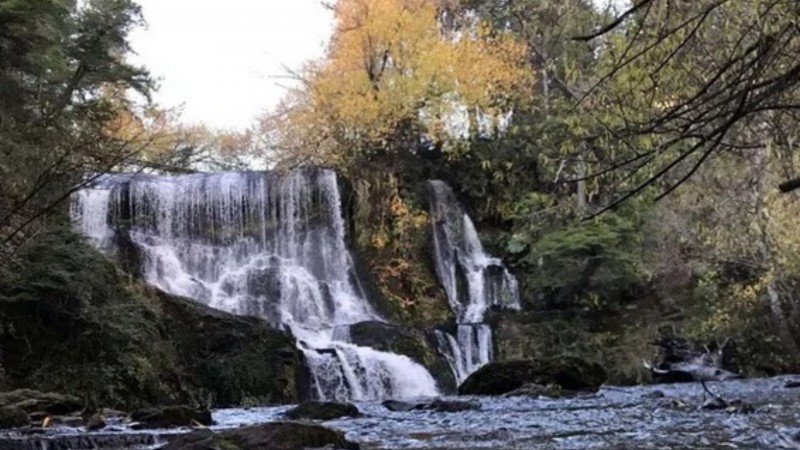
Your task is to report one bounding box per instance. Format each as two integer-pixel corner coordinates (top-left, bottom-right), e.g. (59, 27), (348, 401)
(129, 0), (334, 130)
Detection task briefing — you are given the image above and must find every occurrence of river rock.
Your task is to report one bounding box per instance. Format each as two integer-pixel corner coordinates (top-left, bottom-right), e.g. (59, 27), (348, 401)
(0, 390), (82, 415)
(503, 383), (562, 398)
(641, 390), (666, 399)
(382, 400), (418, 412)
(284, 401), (360, 420)
(646, 335), (741, 383)
(0, 406), (29, 429)
(162, 421), (360, 450)
(130, 405), (212, 429)
(85, 413), (106, 431)
(458, 357), (607, 396)
(417, 398), (480, 412)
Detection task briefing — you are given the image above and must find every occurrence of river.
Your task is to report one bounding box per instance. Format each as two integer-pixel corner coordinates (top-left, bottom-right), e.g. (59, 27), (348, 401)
(3, 376), (800, 449)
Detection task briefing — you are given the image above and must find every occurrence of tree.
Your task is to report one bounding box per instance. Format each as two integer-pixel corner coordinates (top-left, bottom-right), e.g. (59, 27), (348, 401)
(569, 0), (800, 212)
(265, 0), (533, 171)
(0, 0), (204, 263)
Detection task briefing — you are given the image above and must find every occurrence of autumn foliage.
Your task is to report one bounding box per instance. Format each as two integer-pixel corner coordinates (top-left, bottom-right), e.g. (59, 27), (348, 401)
(266, 0), (533, 167)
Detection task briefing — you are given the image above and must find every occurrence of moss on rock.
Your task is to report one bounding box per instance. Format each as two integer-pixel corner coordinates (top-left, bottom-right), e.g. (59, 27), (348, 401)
(0, 228), (302, 410)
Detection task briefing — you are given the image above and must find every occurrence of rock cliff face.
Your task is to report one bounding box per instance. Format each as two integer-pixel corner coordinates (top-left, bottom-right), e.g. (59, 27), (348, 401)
(0, 228), (303, 409)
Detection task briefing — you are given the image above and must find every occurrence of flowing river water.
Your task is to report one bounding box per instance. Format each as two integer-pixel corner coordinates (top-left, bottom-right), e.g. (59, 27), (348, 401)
(3, 376), (800, 449)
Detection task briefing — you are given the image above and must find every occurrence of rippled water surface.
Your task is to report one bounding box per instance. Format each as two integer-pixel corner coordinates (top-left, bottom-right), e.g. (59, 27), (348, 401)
(4, 376), (800, 449)
(215, 376), (800, 449)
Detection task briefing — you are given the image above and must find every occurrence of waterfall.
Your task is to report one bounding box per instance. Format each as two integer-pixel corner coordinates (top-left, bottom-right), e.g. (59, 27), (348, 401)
(427, 180), (520, 384)
(71, 169), (437, 402)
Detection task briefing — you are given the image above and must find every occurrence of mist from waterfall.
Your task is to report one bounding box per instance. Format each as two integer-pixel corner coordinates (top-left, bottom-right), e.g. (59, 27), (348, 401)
(427, 180), (521, 384)
(71, 169), (437, 402)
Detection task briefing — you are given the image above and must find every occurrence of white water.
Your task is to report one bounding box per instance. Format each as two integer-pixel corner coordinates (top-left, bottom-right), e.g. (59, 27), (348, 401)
(71, 170), (437, 402)
(427, 180), (520, 384)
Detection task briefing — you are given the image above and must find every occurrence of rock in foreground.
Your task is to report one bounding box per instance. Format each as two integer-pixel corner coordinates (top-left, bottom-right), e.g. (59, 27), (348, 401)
(458, 357), (607, 396)
(284, 401), (360, 420)
(163, 421), (360, 450)
(0, 407), (29, 429)
(130, 405), (212, 429)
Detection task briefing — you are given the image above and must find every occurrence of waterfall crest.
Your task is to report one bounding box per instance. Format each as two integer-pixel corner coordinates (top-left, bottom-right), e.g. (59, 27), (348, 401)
(72, 169), (437, 402)
(427, 180), (520, 384)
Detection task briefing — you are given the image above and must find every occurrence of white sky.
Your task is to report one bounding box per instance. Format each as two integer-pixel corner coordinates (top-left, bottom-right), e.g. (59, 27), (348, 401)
(129, 0), (334, 130)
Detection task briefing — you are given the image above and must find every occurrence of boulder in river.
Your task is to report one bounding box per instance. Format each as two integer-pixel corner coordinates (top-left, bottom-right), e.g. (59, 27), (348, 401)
(645, 336), (741, 383)
(382, 400), (417, 412)
(0, 406), (29, 429)
(162, 421), (360, 450)
(130, 405), (212, 429)
(458, 357), (607, 396)
(84, 413), (106, 431)
(284, 401), (360, 420)
(417, 398), (480, 412)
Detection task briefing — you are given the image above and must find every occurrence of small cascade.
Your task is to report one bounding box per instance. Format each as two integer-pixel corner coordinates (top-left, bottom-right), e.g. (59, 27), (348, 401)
(427, 180), (520, 384)
(71, 169), (437, 402)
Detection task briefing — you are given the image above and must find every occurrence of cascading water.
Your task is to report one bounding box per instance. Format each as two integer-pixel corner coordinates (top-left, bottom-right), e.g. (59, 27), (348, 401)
(71, 169), (437, 402)
(427, 180), (520, 384)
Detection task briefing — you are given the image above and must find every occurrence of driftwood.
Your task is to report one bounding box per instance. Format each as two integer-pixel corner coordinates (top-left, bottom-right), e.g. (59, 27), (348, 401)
(644, 336), (741, 383)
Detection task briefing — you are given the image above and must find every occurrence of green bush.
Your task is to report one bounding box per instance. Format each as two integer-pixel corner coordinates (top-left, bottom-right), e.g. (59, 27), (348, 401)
(509, 211), (647, 309)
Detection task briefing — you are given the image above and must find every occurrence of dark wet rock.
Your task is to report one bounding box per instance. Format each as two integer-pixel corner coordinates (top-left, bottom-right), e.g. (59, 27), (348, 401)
(641, 390), (666, 399)
(0, 406), (29, 429)
(458, 357), (607, 396)
(701, 395), (755, 414)
(157, 291), (303, 407)
(130, 405), (212, 429)
(646, 335), (741, 383)
(503, 383), (562, 398)
(0, 390), (82, 415)
(784, 380), (800, 388)
(284, 401), (360, 420)
(349, 321), (456, 392)
(84, 413), (105, 431)
(161, 428), (215, 450)
(0, 229), (302, 411)
(382, 400), (417, 412)
(163, 421), (360, 450)
(701, 396), (729, 410)
(416, 398), (480, 412)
